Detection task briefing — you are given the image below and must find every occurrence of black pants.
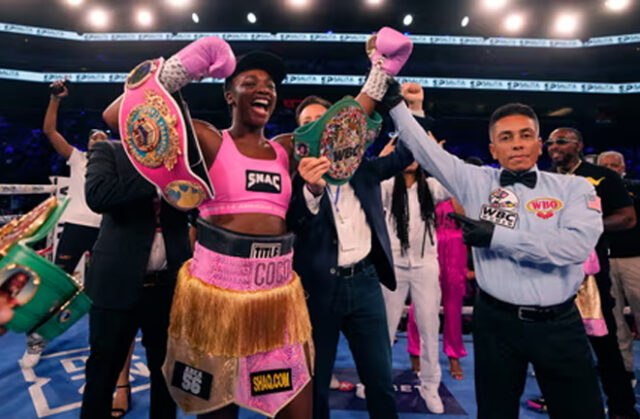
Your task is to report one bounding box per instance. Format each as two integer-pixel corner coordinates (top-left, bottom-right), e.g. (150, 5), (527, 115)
(81, 275), (176, 419)
(54, 223), (99, 274)
(310, 263), (397, 419)
(589, 265), (639, 417)
(474, 292), (604, 419)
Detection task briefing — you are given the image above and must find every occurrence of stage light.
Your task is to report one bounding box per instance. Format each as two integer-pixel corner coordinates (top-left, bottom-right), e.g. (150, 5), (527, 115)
(504, 13), (524, 32)
(166, 0), (189, 8)
(461, 16), (470, 27)
(605, 0), (631, 11)
(65, 0), (83, 6)
(136, 9), (153, 27)
(554, 12), (579, 36)
(247, 12), (257, 23)
(366, 0), (383, 5)
(482, 0), (508, 11)
(288, 0), (309, 9)
(192, 12), (199, 23)
(87, 8), (109, 29)
(403, 14), (413, 26)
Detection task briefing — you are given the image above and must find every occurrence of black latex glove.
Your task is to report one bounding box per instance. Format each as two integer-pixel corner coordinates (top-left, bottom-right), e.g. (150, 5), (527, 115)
(448, 213), (495, 248)
(381, 78), (404, 110)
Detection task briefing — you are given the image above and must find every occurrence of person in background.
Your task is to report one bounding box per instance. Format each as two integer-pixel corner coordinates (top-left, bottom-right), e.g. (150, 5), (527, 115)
(288, 28), (415, 419)
(543, 128), (638, 419)
(598, 150), (640, 387)
(379, 146), (451, 413)
(295, 95), (356, 393)
(20, 80), (106, 369)
(81, 138), (190, 419)
(434, 155), (483, 381)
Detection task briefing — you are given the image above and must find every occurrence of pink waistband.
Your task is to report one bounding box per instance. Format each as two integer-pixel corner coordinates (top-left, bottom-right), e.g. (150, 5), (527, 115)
(199, 202), (287, 219)
(190, 242), (294, 291)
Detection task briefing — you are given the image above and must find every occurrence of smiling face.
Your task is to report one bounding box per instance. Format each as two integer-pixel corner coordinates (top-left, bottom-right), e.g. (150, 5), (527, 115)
(225, 69), (277, 128)
(546, 128), (583, 168)
(489, 114), (542, 172)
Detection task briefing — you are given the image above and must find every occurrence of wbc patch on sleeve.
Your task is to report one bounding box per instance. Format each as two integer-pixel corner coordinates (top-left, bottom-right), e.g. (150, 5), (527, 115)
(479, 205), (518, 228)
(586, 193), (602, 213)
(171, 361), (213, 400)
(250, 368), (293, 396)
(479, 188), (519, 229)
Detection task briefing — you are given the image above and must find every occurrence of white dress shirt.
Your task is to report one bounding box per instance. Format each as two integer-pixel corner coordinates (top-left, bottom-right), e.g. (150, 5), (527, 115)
(304, 183), (371, 267)
(381, 177), (450, 268)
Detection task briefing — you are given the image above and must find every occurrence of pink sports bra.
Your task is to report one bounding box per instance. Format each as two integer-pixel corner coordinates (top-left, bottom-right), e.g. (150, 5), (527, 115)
(198, 130), (292, 219)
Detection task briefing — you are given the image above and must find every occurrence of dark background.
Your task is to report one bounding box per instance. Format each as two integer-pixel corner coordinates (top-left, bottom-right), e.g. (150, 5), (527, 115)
(0, 0), (639, 188)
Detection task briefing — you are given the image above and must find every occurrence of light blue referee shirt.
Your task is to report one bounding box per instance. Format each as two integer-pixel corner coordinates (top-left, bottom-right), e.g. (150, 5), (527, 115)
(390, 103), (603, 306)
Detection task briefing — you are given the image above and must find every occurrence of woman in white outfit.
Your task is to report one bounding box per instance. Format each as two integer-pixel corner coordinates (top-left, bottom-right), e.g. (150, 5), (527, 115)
(380, 155), (450, 414)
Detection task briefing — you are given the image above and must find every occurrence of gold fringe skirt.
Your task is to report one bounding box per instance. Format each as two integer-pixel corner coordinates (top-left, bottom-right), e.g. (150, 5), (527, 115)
(168, 260), (312, 357)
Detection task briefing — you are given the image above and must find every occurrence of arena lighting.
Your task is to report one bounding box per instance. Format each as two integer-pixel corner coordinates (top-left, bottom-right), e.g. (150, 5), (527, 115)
(366, 0), (383, 5)
(461, 16), (470, 27)
(166, 0), (189, 8)
(288, 0), (309, 9)
(87, 8), (109, 29)
(554, 12), (580, 36)
(65, 0), (83, 7)
(403, 14), (413, 26)
(504, 13), (525, 33)
(136, 9), (153, 27)
(247, 12), (257, 24)
(192, 13), (199, 23)
(605, 0), (631, 11)
(482, 0), (508, 11)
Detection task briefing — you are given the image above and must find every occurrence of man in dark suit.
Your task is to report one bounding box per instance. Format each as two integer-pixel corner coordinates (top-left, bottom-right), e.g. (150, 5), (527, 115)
(288, 123), (415, 418)
(81, 140), (191, 419)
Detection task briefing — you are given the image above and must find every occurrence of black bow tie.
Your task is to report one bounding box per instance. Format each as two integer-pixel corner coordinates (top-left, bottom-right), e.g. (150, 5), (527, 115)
(499, 170), (537, 188)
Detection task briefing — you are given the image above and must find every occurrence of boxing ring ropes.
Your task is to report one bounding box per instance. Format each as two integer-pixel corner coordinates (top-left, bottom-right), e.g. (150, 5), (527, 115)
(4, 183), (635, 319)
(0, 181), (68, 263)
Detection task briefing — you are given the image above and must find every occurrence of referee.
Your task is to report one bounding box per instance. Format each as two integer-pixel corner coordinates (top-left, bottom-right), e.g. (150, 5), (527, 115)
(383, 82), (605, 418)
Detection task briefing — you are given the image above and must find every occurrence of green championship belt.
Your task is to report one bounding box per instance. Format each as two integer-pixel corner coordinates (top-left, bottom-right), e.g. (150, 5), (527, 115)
(293, 97), (382, 185)
(0, 197), (92, 340)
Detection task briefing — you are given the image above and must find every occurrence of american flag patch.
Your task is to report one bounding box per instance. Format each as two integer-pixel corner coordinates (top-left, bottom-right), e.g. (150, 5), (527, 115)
(586, 194), (602, 212)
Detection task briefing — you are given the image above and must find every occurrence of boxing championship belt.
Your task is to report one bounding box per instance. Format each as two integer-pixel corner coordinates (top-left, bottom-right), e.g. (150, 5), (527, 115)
(0, 196), (58, 256)
(0, 197), (92, 340)
(293, 97), (382, 185)
(119, 58), (214, 210)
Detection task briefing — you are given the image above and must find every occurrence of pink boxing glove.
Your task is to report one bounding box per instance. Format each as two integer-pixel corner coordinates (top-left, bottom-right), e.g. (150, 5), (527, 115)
(159, 36), (236, 93)
(176, 36), (236, 79)
(367, 27), (413, 76)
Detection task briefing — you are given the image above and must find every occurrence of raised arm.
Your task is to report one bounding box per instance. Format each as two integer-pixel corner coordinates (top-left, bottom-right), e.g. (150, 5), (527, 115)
(383, 81), (487, 206)
(42, 80), (73, 160)
(103, 37), (234, 161)
(357, 27), (413, 116)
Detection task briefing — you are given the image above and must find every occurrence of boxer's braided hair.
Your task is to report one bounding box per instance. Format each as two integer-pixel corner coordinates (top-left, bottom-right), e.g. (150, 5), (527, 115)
(390, 168), (435, 256)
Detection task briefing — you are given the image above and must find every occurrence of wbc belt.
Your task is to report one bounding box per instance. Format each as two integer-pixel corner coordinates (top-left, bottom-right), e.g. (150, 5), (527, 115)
(0, 197), (92, 340)
(119, 58), (214, 210)
(293, 96), (382, 185)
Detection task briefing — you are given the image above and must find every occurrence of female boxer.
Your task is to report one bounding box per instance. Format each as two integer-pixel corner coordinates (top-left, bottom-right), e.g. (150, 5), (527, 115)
(104, 27), (411, 418)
